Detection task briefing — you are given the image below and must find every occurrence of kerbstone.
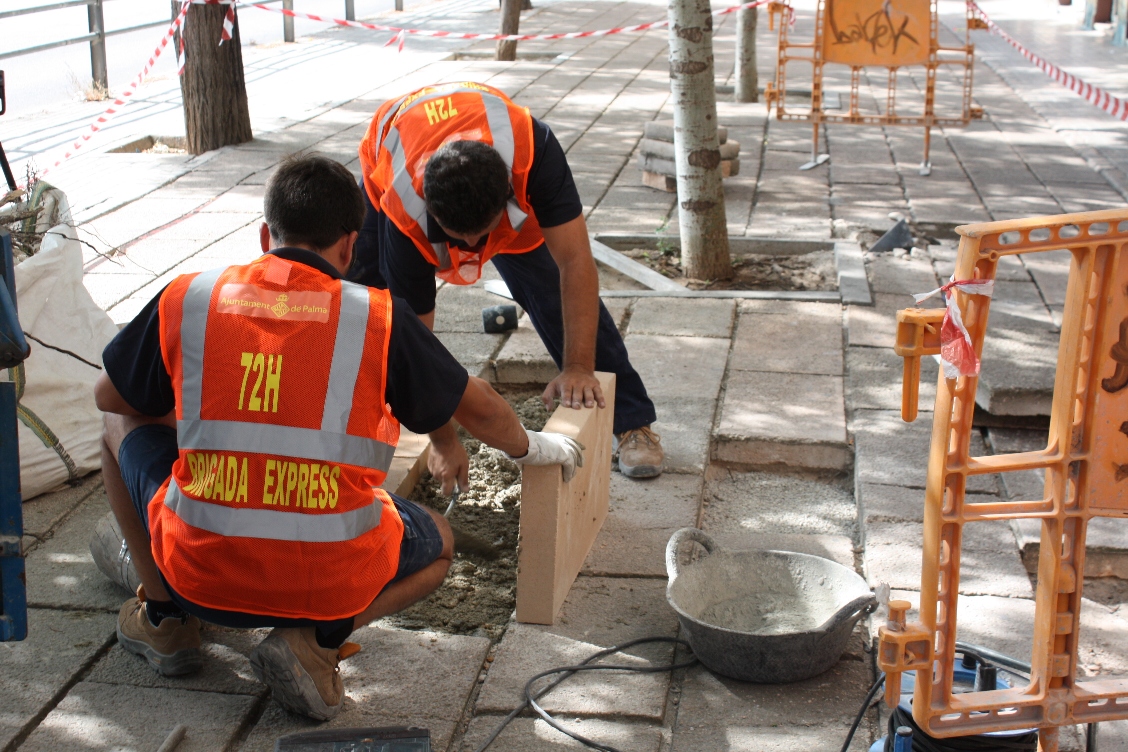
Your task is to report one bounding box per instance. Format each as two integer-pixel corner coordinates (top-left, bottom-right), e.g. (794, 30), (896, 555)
(628, 298), (735, 338)
(0, 609), (115, 750)
(846, 345), (938, 414)
(460, 717), (663, 752)
(24, 492), (134, 612)
(865, 520), (1032, 597)
(714, 370), (850, 471)
(704, 469), (857, 539)
(19, 682), (254, 752)
(582, 473), (701, 577)
(730, 302), (843, 375)
(851, 410), (997, 492)
(240, 626), (489, 752)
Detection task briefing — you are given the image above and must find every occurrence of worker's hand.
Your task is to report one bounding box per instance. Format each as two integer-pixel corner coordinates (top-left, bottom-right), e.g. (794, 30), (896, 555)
(542, 365), (605, 412)
(507, 429), (585, 481)
(428, 432), (470, 497)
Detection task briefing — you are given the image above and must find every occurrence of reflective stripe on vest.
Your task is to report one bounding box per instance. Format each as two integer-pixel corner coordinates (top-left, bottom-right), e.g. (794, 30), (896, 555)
(176, 269), (394, 472)
(382, 88), (527, 255)
(163, 477), (382, 542)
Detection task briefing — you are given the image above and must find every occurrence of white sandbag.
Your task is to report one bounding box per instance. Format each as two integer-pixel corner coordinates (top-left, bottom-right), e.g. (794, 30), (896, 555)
(2, 221), (118, 500)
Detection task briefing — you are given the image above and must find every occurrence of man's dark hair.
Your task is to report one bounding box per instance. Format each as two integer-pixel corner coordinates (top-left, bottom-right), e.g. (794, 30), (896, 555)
(264, 154), (365, 250)
(423, 141), (510, 235)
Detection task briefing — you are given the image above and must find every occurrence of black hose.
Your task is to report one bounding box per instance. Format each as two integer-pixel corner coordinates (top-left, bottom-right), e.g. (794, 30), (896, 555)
(839, 675), (886, 752)
(883, 704), (1037, 752)
(474, 636), (698, 752)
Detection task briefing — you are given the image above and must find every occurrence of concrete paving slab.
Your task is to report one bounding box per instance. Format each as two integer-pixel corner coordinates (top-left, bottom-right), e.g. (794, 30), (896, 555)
(627, 298), (736, 338)
(730, 302), (843, 376)
(674, 659), (873, 730)
(882, 590), (1036, 664)
(460, 716), (664, 752)
(88, 625), (265, 697)
(582, 473), (701, 577)
(476, 622), (671, 720)
(20, 473), (103, 543)
(18, 682), (255, 752)
(492, 322), (558, 385)
(1012, 516), (1128, 579)
(846, 294), (906, 348)
(435, 285), (506, 334)
(674, 719), (873, 752)
(977, 303), (1060, 417)
(846, 345), (938, 414)
(851, 410), (997, 492)
(625, 334), (733, 394)
(0, 608), (116, 750)
(24, 492), (134, 613)
(867, 253), (940, 296)
(1078, 598), (1128, 677)
(714, 370), (850, 471)
(987, 427), (1049, 502)
(199, 185), (266, 214)
(703, 468), (857, 539)
(651, 397), (718, 475)
(859, 482), (1000, 524)
(1022, 249), (1073, 308)
(866, 518), (1032, 597)
(436, 332), (504, 379)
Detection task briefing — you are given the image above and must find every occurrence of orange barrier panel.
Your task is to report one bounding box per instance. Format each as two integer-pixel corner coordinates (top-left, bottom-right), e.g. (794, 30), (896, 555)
(765, 0), (983, 174)
(880, 209), (1128, 751)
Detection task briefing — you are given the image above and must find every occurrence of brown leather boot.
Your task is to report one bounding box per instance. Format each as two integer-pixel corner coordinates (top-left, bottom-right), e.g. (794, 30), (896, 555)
(250, 627), (360, 721)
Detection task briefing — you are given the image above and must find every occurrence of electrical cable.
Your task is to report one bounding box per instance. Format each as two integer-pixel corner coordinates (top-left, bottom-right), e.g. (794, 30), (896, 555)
(839, 675), (886, 752)
(473, 636), (698, 752)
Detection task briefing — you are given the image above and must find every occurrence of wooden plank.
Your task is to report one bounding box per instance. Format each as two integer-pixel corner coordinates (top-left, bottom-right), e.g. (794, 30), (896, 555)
(515, 372), (616, 625)
(589, 237), (687, 293)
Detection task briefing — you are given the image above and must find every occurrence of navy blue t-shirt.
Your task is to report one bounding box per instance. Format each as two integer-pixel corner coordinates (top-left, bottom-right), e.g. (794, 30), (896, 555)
(102, 248), (469, 435)
(351, 118), (584, 315)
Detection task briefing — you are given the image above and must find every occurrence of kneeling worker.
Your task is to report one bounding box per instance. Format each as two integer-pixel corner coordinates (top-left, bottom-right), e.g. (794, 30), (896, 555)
(94, 154), (581, 720)
(352, 81), (664, 478)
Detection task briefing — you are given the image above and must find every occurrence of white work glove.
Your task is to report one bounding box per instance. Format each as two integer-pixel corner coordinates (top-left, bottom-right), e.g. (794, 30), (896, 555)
(507, 429), (585, 481)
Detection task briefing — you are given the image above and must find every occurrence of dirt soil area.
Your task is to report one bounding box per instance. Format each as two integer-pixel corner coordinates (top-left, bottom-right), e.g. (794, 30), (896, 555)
(622, 248), (836, 291)
(379, 391), (550, 640)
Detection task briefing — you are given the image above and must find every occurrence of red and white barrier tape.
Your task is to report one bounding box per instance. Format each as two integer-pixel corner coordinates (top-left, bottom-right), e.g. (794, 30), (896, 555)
(35, 2), (191, 180)
(241, 0), (773, 44)
(968, 0), (1128, 121)
(913, 278), (995, 378)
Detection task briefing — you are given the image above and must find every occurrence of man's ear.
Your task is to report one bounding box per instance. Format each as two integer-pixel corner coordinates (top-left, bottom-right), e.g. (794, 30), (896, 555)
(259, 222), (272, 253)
(332, 231), (357, 276)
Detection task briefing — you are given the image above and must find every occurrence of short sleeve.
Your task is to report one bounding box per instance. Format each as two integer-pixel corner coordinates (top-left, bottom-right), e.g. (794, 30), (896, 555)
(525, 119), (584, 228)
(383, 296), (469, 434)
(101, 287), (176, 417)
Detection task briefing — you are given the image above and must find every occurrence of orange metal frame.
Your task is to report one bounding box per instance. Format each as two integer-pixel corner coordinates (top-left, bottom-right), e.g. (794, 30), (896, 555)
(879, 209), (1128, 751)
(764, 0), (984, 172)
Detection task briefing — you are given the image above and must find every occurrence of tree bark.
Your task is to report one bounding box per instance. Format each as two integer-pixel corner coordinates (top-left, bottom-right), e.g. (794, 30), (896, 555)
(497, 0), (522, 61)
(735, 6), (758, 103)
(174, 2), (253, 155)
(668, 0), (732, 280)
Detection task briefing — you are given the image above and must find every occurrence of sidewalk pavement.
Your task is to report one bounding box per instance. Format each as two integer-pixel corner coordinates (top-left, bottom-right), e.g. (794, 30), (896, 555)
(3, 0), (1128, 748)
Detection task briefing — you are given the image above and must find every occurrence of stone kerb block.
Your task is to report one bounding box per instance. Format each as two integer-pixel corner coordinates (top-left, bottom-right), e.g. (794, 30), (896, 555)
(516, 372), (616, 625)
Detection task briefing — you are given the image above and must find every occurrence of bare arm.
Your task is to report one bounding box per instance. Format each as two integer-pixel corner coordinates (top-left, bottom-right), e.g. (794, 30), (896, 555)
(540, 214), (606, 411)
(94, 371), (144, 416)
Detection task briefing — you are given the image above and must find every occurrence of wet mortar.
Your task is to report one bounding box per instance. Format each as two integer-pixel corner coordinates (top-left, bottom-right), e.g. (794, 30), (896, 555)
(377, 391), (550, 640)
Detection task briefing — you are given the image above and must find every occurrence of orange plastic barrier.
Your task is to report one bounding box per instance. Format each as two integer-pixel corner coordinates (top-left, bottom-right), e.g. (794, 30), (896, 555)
(880, 209), (1128, 751)
(765, 0), (983, 174)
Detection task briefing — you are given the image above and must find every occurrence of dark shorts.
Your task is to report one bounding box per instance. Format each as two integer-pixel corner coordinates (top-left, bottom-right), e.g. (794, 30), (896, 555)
(118, 424), (445, 629)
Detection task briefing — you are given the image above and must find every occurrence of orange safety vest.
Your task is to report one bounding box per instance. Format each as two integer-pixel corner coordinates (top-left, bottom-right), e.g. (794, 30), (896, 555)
(359, 82), (543, 285)
(150, 254), (404, 620)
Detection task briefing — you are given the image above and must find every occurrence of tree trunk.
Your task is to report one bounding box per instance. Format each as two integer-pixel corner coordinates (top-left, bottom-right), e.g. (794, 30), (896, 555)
(668, 0), (732, 280)
(734, 6), (758, 103)
(497, 0), (522, 61)
(174, 2), (253, 155)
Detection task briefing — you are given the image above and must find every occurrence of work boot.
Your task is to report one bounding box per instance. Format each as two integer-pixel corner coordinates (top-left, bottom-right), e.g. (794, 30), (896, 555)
(250, 627), (361, 721)
(616, 426), (664, 479)
(90, 512), (141, 595)
(117, 585), (203, 676)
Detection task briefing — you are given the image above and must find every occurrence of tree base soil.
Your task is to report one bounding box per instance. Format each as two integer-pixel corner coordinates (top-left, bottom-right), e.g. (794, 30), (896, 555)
(622, 248), (837, 291)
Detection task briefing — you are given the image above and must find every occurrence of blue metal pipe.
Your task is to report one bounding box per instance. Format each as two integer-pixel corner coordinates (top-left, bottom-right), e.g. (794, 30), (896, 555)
(0, 228), (27, 642)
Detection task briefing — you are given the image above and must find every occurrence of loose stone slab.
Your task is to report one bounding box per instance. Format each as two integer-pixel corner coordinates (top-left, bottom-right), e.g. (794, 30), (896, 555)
(976, 280), (1060, 416)
(714, 370), (850, 471)
(866, 253), (940, 296)
(19, 682), (254, 752)
(0, 609), (116, 750)
(703, 468), (857, 539)
(582, 473), (702, 577)
(24, 492), (137, 612)
(1011, 516), (1128, 578)
(865, 520), (1032, 598)
(628, 298), (736, 338)
(730, 301), (843, 376)
(517, 373), (615, 624)
(846, 293), (906, 348)
(846, 345), (938, 414)
(460, 717), (664, 752)
(240, 626), (490, 752)
(851, 410), (997, 492)
(859, 482), (1000, 524)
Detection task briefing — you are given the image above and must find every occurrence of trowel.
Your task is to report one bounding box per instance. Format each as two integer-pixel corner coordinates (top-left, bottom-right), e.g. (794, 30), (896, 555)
(444, 487), (500, 560)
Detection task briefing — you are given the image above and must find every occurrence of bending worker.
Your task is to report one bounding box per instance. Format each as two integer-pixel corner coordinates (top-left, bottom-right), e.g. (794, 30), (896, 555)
(93, 155), (581, 721)
(351, 81), (663, 479)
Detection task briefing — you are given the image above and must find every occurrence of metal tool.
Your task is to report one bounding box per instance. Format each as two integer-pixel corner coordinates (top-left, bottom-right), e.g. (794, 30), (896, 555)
(274, 726), (431, 751)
